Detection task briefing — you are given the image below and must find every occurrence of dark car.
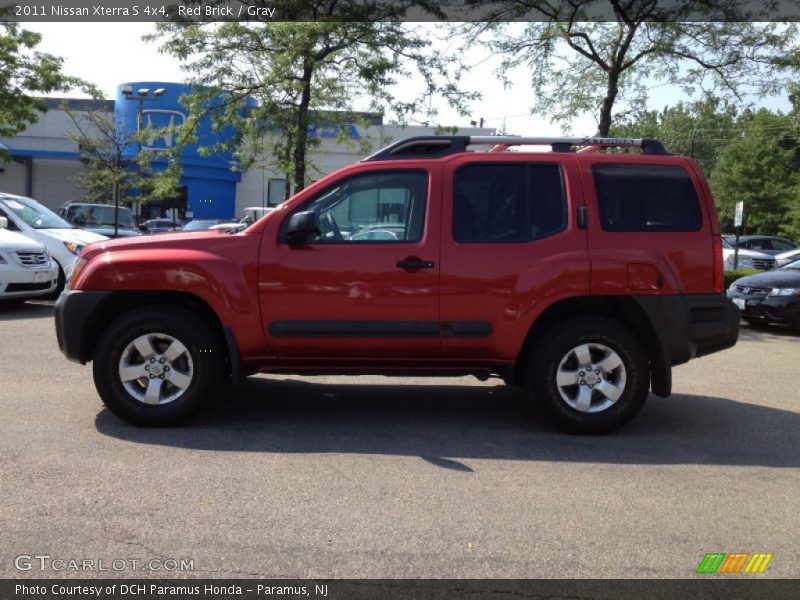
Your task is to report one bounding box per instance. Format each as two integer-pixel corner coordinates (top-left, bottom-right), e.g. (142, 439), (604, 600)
(140, 218), (182, 234)
(57, 202), (141, 238)
(727, 259), (800, 328)
(724, 235), (798, 256)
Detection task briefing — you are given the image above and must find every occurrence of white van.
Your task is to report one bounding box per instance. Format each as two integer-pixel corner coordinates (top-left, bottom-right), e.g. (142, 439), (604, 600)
(0, 216), (59, 302)
(0, 193), (107, 294)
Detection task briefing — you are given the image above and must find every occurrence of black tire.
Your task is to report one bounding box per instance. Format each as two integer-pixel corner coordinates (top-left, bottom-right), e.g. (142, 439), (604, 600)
(43, 264), (65, 300)
(527, 317), (650, 434)
(743, 317), (770, 329)
(92, 305), (224, 426)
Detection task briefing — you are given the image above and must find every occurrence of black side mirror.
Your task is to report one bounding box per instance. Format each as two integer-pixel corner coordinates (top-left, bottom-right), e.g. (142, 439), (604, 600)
(285, 211), (319, 243)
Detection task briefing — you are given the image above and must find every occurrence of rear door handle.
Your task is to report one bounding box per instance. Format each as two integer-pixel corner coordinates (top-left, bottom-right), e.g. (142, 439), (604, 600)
(396, 260), (435, 269)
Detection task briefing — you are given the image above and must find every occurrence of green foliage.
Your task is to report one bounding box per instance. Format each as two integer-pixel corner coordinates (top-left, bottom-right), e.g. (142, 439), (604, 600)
(466, 2), (797, 135)
(151, 4), (474, 192)
(709, 109), (799, 235)
(0, 16), (79, 160)
(724, 268), (760, 288)
(63, 90), (182, 206)
(610, 96), (739, 174)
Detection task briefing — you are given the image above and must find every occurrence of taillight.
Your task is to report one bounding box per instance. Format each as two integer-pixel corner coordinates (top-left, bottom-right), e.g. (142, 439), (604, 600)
(712, 235), (723, 293)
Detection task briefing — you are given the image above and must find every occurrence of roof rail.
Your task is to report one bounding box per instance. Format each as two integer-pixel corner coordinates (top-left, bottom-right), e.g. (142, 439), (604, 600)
(363, 135), (668, 161)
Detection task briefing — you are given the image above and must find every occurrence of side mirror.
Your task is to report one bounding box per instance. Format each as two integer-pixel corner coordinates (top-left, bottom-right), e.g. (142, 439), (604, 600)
(0, 216), (7, 229)
(285, 211), (318, 243)
(139, 224), (148, 232)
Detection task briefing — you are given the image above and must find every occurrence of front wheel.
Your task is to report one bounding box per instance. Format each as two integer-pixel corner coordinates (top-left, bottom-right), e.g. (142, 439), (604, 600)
(92, 305), (224, 426)
(527, 317), (650, 434)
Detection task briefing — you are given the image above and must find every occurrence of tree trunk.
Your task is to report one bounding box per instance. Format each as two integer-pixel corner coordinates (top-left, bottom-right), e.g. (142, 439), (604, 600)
(598, 68), (621, 137)
(293, 65), (313, 193)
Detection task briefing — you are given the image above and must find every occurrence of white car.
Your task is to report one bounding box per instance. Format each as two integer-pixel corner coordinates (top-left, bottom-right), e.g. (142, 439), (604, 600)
(0, 193), (107, 294)
(0, 216), (59, 302)
(721, 237), (775, 271)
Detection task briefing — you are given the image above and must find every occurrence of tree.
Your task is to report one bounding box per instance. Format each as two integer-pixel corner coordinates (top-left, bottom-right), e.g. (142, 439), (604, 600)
(466, 0), (797, 135)
(0, 15), (78, 159)
(64, 93), (183, 218)
(150, 1), (474, 194)
(709, 108), (799, 235)
(610, 96), (739, 173)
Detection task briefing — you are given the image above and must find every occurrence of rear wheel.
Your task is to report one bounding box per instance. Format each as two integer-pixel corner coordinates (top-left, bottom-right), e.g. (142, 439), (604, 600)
(92, 305), (224, 426)
(527, 317), (650, 434)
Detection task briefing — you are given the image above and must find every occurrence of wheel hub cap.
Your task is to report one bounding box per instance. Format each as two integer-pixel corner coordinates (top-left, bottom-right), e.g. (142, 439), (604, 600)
(555, 343), (627, 413)
(118, 333), (194, 406)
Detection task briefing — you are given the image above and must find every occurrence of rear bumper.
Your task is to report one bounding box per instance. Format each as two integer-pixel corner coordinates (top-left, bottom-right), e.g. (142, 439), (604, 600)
(54, 290), (111, 363)
(634, 294), (739, 366)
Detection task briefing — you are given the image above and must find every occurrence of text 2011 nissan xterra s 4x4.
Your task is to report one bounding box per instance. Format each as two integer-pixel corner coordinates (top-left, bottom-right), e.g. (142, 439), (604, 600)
(55, 136), (739, 433)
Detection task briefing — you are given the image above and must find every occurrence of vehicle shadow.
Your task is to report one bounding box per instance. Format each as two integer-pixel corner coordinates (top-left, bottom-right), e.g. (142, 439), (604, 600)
(0, 300), (55, 321)
(95, 376), (800, 469)
(738, 321), (800, 339)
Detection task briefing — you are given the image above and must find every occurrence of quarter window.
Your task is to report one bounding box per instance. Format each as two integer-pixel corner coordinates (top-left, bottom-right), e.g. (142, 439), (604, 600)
(592, 164), (703, 232)
(453, 164), (566, 243)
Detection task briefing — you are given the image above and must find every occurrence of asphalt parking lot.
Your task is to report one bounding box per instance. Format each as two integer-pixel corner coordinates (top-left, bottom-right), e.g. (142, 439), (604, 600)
(1, 301), (798, 579)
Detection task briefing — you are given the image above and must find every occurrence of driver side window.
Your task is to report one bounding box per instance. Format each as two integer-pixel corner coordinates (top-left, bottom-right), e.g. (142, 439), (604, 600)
(296, 171), (428, 243)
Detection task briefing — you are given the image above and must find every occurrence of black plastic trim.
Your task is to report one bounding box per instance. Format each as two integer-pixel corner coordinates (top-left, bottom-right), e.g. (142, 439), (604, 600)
(268, 320), (440, 338)
(364, 136), (471, 161)
(223, 326), (244, 387)
(54, 290), (112, 364)
(632, 294), (739, 367)
(441, 321), (492, 338)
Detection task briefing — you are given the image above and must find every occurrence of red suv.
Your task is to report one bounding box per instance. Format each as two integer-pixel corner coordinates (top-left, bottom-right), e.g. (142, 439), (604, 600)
(55, 136), (738, 433)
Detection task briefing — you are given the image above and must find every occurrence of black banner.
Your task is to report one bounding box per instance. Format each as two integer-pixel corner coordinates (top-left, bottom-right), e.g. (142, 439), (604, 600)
(3, 579), (799, 600)
(2, 0), (800, 23)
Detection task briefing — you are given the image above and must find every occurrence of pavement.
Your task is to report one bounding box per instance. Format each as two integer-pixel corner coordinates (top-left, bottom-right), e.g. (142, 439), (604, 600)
(1, 301), (798, 579)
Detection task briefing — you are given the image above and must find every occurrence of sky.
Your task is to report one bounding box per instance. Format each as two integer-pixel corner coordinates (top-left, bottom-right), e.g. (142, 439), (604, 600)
(23, 22), (790, 137)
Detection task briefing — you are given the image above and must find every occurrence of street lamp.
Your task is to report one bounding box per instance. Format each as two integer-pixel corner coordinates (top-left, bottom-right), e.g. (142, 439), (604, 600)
(120, 85), (166, 235)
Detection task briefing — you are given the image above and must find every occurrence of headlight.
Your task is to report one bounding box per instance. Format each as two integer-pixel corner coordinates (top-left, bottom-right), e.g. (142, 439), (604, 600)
(769, 287), (800, 297)
(738, 258), (753, 268)
(63, 241), (85, 255)
(67, 257), (87, 289)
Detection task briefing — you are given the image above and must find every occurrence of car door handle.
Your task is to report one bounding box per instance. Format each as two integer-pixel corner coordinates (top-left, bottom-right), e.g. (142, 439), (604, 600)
(396, 259), (435, 269)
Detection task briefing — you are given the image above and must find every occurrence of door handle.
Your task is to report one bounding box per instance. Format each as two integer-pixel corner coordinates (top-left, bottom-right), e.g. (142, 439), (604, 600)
(396, 259), (435, 269)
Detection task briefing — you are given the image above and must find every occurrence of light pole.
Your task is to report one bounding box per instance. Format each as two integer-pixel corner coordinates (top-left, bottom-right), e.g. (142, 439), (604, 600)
(121, 85), (165, 235)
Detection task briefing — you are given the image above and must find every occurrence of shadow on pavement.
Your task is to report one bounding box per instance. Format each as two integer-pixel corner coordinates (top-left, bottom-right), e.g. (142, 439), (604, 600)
(0, 300), (55, 321)
(96, 375), (800, 469)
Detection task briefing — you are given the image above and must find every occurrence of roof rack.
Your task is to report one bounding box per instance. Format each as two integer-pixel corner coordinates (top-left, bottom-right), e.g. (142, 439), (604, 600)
(363, 135), (668, 161)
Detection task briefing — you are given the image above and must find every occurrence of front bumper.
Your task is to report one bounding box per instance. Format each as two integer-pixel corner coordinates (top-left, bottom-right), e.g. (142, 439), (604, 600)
(54, 290), (111, 363)
(726, 291), (800, 326)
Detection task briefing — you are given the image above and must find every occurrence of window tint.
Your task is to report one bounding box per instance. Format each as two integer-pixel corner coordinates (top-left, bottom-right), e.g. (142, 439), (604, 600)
(592, 164), (702, 232)
(292, 171), (427, 243)
(453, 163), (566, 243)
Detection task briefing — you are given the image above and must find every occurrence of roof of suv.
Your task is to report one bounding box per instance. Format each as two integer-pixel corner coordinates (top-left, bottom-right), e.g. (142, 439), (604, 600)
(363, 135), (669, 162)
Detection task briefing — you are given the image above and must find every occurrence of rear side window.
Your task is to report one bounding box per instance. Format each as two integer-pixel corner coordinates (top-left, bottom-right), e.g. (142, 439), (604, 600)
(453, 163), (566, 243)
(592, 164), (703, 232)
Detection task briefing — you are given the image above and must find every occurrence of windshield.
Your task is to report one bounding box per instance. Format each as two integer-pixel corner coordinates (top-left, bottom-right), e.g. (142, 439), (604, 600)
(1, 196), (74, 229)
(783, 259), (800, 270)
(68, 205), (136, 229)
(183, 220), (219, 231)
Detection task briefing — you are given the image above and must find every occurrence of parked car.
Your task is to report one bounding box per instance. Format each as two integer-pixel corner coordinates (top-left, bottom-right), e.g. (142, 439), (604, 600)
(0, 216), (59, 303)
(0, 193), (107, 295)
(56, 135), (739, 433)
(57, 202), (141, 238)
(774, 248), (800, 268)
(720, 237), (775, 271)
(181, 219), (238, 232)
(727, 259), (800, 328)
(724, 235), (798, 256)
(139, 218), (182, 234)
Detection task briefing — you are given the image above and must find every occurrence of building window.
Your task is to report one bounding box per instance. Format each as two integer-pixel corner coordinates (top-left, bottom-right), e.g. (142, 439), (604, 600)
(267, 178), (287, 206)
